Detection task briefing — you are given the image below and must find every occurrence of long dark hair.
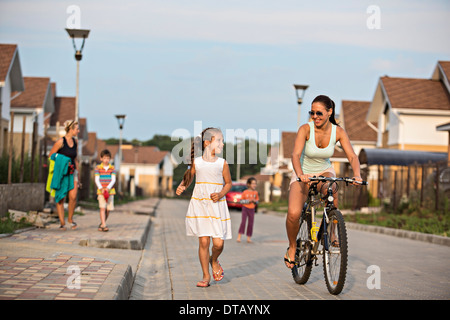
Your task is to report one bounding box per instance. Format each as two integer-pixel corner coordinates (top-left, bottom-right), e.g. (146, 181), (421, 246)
(312, 95), (339, 126)
(181, 127), (222, 187)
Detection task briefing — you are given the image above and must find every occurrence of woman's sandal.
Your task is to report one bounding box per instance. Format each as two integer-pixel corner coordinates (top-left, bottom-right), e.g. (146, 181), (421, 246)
(209, 257), (224, 281)
(284, 248), (296, 269)
(98, 225), (109, 232)
(69, 221), (77, 230)
(59, 225), (67, 231)
(196, 280), (210, 287)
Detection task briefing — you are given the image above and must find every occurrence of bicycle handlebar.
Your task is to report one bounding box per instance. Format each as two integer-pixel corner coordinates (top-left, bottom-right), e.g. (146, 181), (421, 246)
(307, 176), (368, 185)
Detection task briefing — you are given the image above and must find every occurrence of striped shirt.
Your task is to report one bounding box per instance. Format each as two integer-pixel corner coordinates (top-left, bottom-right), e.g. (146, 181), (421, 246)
(94, 163), (116, 195)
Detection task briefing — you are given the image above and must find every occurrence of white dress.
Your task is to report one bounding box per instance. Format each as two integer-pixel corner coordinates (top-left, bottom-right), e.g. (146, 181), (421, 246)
(186, 157), (232, 240)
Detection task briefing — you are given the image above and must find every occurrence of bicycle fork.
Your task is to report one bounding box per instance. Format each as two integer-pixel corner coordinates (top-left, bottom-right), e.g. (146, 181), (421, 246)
(310, 207), (330, 265)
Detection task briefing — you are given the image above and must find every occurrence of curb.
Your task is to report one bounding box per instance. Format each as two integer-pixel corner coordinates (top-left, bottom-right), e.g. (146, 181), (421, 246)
(78, 218), (152, 250)
(95, 264), (134, 300)
(0, 226), (37, 239)
(345, 222), (450, 247)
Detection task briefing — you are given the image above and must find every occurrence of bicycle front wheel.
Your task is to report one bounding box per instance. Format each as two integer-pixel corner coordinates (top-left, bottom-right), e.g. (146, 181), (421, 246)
(292, 213), (312, 284)
(322, 209), (348, 295)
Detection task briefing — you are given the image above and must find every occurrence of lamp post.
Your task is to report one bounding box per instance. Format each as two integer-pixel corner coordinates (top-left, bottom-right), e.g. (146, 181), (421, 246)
(65, 28), (90, 122)
(293, 84), (309, 128)
(115, 114), (126, 195)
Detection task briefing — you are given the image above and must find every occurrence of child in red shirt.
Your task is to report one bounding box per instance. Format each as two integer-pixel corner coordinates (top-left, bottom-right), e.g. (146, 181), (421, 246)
(237, 177), (259, 243)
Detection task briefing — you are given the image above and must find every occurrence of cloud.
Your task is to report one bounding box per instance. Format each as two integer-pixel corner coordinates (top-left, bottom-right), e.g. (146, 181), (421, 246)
(1, 0), (449, 53)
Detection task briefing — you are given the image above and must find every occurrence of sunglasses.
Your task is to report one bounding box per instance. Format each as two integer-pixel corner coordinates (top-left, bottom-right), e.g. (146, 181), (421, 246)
(308, 111), (324, 117)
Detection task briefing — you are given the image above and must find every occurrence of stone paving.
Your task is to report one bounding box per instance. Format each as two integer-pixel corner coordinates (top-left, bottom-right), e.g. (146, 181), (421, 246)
(0, 198), (158, 300)
(1, 196), (449, 302)
(132, 198), (450, 301)
(0, 254), (114, 300)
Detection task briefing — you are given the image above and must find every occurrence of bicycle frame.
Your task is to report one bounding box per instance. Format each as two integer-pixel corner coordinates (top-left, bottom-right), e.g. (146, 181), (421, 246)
(302, 177), (366, 261)
(302, 181), (331, 263)
(292, 176), (368, 294)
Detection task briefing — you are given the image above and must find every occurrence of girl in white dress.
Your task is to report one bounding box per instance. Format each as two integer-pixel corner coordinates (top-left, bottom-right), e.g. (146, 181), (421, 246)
(176, 127), (232, 287)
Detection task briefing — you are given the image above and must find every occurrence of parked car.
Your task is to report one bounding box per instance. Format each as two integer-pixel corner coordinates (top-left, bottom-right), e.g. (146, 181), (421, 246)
(226, 183), (247, 209)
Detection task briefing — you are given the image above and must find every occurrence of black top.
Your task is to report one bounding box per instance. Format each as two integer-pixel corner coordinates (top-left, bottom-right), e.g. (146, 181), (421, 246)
(58, 136), (77, 164)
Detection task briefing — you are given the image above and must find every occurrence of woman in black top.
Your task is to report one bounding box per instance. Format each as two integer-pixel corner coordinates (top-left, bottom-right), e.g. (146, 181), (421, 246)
(49, 120), (80, 230)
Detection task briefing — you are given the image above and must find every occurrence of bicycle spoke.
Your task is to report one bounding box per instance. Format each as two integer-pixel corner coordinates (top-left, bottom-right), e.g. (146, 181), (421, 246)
(322, 210), (348, 295)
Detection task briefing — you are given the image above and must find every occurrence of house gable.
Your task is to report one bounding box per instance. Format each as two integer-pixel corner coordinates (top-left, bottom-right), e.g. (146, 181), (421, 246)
(341, 100), (377, 143)
(366, 63), (450, 151)
(0, 44), (24, 92)
(431, 61), (450, 93)
(11, 77), (54, 113)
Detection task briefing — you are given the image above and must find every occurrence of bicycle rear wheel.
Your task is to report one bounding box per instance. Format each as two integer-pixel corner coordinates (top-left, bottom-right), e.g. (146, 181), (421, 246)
(322, 209), (348, 295)
(292, 212), (313, 284)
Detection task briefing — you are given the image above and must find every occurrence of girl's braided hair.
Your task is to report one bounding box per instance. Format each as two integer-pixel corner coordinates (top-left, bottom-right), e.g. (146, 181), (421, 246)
(181, 127), (222, 187)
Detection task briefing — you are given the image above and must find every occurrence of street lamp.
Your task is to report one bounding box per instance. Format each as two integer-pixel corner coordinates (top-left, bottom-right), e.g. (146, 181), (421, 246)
(115, 114), (126, 195)
(65, 28), (90, 122)
(293, 84), (309, 128)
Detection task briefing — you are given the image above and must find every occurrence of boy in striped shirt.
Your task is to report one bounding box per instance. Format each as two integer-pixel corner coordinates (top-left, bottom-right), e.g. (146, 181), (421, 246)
(95, 149), (116, 232)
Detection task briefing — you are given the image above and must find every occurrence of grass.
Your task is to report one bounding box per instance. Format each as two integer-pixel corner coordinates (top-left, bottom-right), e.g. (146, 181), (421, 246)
(346, 210), (449, 237)
(0, 212), (33, 234)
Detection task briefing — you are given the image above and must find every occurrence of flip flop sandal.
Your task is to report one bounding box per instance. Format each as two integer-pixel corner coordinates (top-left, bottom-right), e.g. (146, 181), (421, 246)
(196, 280), (210, 287)
(59, 225), (67, 231)
(331, 240), (340, 247)
(284, 248), (296, 269)
(210, 259), (224, 281)
(70, 222), (77, 230)
(98, 225), (109, 232)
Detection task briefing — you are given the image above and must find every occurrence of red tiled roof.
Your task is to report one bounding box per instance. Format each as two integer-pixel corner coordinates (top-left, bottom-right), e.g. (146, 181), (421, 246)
(438, 61), (450, 84)
(341, 100), (377, 142)
(122, 146), (168, 165)
(381, 76), (450, 111)
(0, 44), (17, 82)
(96, 143), (168, 165)
(83, 132), (97, 156)
(11, 77), (50, 109)
(50, 97), (76, 126)
(281, 131), (296, 159)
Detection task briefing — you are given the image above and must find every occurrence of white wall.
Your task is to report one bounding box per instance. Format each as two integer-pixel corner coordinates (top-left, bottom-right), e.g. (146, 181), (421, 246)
(387, 112), (450, 148)
(120, 163), (159, 186)
(1, 76), (12, 120)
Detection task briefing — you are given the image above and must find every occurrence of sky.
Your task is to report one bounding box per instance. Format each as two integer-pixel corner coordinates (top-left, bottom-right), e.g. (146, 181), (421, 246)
(1, 0), (449, 144)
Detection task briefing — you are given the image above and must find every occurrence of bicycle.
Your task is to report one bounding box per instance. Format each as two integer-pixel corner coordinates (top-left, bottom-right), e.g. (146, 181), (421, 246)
(291, 176), (368, 295)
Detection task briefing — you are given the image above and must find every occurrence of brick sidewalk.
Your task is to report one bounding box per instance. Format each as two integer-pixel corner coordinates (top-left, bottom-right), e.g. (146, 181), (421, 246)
(0, 254), (115, 300)
(0, 198), (159, 300)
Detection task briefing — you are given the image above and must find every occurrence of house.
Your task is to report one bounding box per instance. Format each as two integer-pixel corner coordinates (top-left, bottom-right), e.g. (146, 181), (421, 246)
(46, 88), (88, 161)
(96, 142), (176, 197)
(366, 61), (450, 152)
(337, 100), (379, 195)
(0, 44), (24, 154)
(10, 76), (54, 157)
(436, 121), (450, 165)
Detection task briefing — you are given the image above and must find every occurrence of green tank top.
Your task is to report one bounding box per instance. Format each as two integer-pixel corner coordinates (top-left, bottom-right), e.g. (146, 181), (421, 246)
(300, 122), (336, 174)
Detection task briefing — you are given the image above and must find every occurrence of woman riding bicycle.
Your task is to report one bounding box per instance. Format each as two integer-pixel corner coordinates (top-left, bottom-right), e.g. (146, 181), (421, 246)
(284, 95), (363, 269)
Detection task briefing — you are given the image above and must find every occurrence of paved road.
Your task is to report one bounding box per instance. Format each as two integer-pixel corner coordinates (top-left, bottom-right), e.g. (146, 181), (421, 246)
(131, 198), (450, 300)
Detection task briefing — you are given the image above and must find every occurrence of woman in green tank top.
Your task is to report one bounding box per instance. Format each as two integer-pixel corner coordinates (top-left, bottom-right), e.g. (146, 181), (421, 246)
(284, 95), (363, 269)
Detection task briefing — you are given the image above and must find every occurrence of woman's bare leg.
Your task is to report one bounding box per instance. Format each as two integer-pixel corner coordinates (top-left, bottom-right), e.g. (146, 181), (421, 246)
(285, 181), (308, 268)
